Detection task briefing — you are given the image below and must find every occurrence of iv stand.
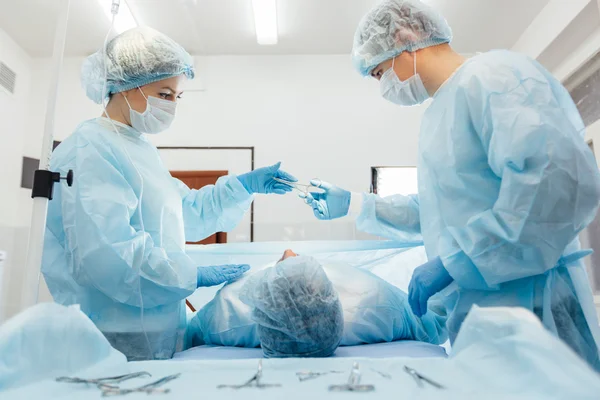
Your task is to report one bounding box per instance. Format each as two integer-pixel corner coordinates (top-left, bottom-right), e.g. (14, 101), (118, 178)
(21, 0), (73, 310)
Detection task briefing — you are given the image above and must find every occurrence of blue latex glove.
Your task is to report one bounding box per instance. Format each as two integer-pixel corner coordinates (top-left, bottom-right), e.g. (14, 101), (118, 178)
(299, 180), (351, 220)
(196, 264), (250, 287)
(237, 162), (297, 195)
(408, 257), (453, 317)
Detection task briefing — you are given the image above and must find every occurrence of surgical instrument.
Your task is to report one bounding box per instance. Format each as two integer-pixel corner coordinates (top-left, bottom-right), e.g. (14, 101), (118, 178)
(370, 368), (392, 380)
(296, 370), (344, 382)
(273, 177), (322, 195)
(217, 360), (281, 389)
(329, 362), (375, 392)
(100, 373), (181, 397)
(403, 366), (445, 389)
(56, 371), (151, 387)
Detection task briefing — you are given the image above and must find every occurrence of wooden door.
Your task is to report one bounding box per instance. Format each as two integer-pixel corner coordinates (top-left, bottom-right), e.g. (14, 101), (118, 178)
(171, 170), (229, 245)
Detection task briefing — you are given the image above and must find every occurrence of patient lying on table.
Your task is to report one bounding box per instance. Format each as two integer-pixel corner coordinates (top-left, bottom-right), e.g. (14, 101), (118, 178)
(187, 250), (448, 358)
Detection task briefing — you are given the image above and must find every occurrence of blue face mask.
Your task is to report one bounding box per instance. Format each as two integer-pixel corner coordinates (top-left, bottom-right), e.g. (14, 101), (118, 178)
(124, 88), (177, 134)
(380, 52), (430, 106)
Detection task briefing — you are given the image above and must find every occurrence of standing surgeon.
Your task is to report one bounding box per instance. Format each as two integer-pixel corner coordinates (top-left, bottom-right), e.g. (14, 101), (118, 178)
(301, 0), (600, 370)
(42, 27), (296, 361)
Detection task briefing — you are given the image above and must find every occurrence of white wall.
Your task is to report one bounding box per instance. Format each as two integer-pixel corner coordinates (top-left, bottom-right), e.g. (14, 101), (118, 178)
(0, 28), (33, 321)
(2, 53), (425, 319)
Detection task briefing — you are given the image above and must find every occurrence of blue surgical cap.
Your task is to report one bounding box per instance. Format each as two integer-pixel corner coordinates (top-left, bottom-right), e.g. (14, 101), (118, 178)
(352, 0), (452, 77)
(81, 26), (195, 104)
(240, 256), (344, 358)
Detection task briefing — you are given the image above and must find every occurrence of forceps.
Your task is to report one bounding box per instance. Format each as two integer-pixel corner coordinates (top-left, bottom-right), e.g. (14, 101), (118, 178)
(100, 373), (181, 396)
(273, 177), (322, 195)
(403, 366), (445, 389)
(296, 370), (344, 382)
(56, 371), (151, 388)
(217, 360), (281, 390)
(328, 362), (375, 392)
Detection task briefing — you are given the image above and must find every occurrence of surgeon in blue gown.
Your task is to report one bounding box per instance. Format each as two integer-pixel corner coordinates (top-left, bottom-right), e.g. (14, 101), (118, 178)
(42, 27), (296, 361)
(301, 0), (600, 370)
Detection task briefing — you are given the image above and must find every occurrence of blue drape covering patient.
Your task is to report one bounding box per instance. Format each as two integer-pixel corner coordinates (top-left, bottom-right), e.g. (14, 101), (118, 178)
(187, 250), (448, 357)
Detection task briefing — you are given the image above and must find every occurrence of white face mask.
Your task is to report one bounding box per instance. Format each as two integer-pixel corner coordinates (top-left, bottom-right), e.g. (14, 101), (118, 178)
(124, 88), (177, 134)
(380, 52), (430, 106)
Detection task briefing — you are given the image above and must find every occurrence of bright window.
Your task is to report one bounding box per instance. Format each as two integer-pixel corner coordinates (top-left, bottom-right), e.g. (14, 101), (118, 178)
(371, 167), (418, 197)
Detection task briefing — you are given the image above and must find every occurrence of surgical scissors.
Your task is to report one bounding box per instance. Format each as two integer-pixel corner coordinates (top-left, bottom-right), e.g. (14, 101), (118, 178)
(273, 177), (322, 196)
(100, 373), (181, 396)
(56, 371), (151, 387)
(403, 366), (445, 389)
(217, 360), (281, 390)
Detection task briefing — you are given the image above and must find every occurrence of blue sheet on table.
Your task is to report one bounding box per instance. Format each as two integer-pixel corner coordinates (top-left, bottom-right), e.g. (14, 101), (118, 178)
(173, 340), (447, 361)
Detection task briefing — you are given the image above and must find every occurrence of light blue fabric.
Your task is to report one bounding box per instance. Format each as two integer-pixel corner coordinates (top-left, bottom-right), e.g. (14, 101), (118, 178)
(300, 180), (351, 220)
(240, 256), (344, 358)
(187, 251), (447, 350)
(81, 27), (195, 104)
(408, 256), (453, 317)
(356, 50), (600, 370)
(174, 340), (447, 360)
(196, 264), (250, 287)
(237, 162), (298, 195)
(0, 303), (125, 392)
(352, 0), (452, 77)
(42, 117), (253, 361)
(5, 307), (600, 399)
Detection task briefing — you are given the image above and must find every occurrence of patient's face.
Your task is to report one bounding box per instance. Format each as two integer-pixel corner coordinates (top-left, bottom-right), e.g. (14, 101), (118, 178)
(278, 249), (298, 262)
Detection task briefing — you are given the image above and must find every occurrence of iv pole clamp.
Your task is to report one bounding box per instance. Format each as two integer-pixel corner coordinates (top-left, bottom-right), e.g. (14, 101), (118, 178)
(31, 169), (73, 200)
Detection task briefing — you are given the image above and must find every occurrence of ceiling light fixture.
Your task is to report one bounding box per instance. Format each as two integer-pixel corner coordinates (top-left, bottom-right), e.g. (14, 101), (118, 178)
(252, 0), (278, 45)
(98, 0), (138, 34)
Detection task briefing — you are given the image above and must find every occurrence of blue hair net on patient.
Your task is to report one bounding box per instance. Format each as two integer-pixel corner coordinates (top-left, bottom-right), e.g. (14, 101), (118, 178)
(81, 26), (195, 104)
(352, 0), (452, 76)
(240, 256), (344, 358)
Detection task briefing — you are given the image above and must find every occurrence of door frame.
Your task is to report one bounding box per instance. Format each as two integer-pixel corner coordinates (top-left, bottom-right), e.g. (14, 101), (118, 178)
(158, 146), (255, 242)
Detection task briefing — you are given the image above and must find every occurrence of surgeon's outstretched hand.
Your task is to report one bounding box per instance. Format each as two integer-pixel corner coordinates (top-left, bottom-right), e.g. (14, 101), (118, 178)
(196, 264), (250, 287)
(408, 257), (453, 317)
(299, 180), (351, 220)
(238, 162), (297, 195)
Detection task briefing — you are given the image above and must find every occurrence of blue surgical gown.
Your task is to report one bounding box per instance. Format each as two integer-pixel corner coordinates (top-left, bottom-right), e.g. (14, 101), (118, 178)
(355, 50), (600, 370)
(42, 118), (253, 360)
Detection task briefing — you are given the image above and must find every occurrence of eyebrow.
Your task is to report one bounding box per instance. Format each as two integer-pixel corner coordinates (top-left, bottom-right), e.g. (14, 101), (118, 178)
(161, 86), (177, 93)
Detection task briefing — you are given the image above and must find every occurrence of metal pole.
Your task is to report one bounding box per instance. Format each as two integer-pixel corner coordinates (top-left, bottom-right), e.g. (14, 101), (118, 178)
(21, 0), (71, 310)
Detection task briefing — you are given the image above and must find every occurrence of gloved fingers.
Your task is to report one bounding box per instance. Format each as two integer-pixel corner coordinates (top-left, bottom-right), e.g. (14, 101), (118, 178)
(408, 280), (421, 317)
(272, 183), (294, 193)
(235, 264), (251, 272)
(267, 161), (282, 172)
(314, 200), (326, 216)
(310, 192), (325, 201)
(275, 169), (298, 183)
(198, 264), (249, 287)
(312, 205), (326, 219)
(221, 264), (250, 278)
(300, 192), (315, 204)
(418, 291), (430, 317)
(310, 179), (332, 191)
(311, 201), (327, 219)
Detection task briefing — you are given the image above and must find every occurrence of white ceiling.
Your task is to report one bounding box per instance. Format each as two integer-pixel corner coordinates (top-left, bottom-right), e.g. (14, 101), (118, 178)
(0, 0), (550, 58)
